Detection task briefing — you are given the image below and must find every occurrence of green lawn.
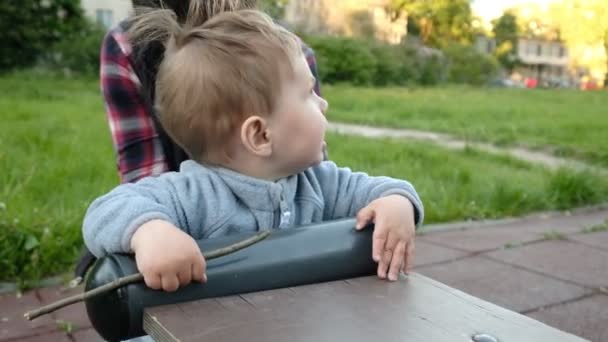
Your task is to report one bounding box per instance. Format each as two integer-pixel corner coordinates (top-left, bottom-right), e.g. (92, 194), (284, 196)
(324, 85), (608, 167)
(326, 134), (608, 223)
(1, 72), (607, 285)
(0, 73), (118, 286)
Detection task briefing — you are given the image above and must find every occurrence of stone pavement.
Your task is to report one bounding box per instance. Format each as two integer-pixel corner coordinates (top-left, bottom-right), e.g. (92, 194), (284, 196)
(414, 206), (608, 342)
(1, 207), (607, 341)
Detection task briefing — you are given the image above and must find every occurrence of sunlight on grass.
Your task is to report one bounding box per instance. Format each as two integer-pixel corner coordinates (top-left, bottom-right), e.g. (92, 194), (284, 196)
(324, 85), (608, 167)
(326, 134), (608, 223)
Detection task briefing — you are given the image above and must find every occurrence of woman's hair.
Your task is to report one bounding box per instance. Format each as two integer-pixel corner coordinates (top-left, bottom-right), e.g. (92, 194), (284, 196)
(131, 0), (258, 23)
(128, 9), (301, 162)
(126, 0), (259, 166)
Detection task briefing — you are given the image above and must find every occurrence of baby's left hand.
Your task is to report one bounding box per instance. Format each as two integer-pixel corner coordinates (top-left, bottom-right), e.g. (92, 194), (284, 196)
(356, 195), (416, 281)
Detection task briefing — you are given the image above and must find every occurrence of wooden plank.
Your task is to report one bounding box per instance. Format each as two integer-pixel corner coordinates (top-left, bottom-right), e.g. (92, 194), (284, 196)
(143, 273), (588, 342)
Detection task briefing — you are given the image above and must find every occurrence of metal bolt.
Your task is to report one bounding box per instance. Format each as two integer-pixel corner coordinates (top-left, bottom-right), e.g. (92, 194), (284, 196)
(471, 333), (498, 342)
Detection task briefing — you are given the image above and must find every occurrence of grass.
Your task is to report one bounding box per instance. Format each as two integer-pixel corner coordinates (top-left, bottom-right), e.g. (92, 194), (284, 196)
(0, 72), (118, 286)
(324, 85), (608, 167)
(581, 219), (608, 234)
(542, 231), (567, 241)
(2, 72), (608, 285)
(326, 134), (608, 223)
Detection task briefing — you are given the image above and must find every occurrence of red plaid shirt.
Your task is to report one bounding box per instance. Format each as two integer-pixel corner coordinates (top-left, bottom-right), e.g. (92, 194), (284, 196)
(101, 23), (321, 184)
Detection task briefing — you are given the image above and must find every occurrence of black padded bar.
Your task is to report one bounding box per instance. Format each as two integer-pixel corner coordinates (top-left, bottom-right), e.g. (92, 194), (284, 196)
(84, 218), (376, 341)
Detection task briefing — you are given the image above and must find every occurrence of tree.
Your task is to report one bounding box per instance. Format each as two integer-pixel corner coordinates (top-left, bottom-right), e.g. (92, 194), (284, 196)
(512, 3), (557, 40)
(385, 0), (474, 48)
(259, 0), (289, 19)
(605, 28), (608, 81)
(492, 11), (520, 71)
(0, 0), (87, 72)
(549, 0), (608, 81)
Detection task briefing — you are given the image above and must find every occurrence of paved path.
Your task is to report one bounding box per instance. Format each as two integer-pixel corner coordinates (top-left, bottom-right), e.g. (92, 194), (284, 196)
(414, 206), (608, 342)
(328, 122), (607, 175)
(1, 207), (606, 341)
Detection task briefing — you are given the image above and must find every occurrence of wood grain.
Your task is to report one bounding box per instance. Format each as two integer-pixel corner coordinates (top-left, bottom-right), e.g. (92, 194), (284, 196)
(143, 273), (588, 342)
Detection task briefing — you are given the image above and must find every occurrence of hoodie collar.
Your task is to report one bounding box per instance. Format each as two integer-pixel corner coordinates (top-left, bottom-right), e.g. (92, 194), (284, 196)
(180, 161), (298, 211)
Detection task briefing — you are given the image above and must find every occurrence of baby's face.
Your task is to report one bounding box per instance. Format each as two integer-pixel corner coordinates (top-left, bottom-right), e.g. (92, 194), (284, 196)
(268, 54), (329, 175)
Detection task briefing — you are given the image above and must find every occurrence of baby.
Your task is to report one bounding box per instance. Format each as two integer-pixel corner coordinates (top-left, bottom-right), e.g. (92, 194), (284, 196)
(83, 9), (424, 293)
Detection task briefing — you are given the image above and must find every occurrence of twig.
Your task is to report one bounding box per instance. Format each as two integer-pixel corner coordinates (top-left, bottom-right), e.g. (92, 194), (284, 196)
(24, 230), (271, 321)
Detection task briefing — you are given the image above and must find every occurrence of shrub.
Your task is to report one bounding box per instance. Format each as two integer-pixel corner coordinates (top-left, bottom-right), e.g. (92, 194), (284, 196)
(43, 20), (106, 76)
(305, 34), (450, 87)
(395, 45), (427, 85)
(306, 35), (376, 85)
(367, 42), (402, 86)
(418, 53), (447, 86)
(0, 0), (86, 72)
(443, 43), (500, 85)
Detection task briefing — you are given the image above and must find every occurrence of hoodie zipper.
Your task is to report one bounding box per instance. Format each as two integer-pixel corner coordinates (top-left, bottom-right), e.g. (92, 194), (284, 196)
(278, 192), (291, 228)
(273, 185), (291, 229)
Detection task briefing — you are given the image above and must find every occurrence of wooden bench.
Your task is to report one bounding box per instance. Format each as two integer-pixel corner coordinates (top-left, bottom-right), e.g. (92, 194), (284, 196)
(143, 273), (587, 342)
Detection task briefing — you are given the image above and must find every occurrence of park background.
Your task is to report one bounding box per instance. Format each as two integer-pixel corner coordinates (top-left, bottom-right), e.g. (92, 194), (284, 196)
(1, 0), (607, 293)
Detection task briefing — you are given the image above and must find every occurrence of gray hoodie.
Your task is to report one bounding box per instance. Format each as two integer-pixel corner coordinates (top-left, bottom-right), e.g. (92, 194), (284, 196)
(83, 160), (424, 257)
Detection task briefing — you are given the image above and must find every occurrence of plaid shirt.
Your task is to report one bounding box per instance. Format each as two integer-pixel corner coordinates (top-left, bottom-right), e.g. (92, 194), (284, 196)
(101, 22), (322, 184)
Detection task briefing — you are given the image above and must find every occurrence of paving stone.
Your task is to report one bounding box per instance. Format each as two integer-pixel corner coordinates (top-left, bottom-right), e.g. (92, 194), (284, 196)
(520, 210), (608, 235)
(419, 225), (542, 253)
(569, 231), (608, 251)
(0, 291), (57, 341)
(421, 210), (608, 253)
(14, 331), (71, 341)
(487, 240), (608, 288)
(36, 285), (92, 332)
(412, 239), (470, 267)
(415, 256), (590, 313)
(527, 295), (608, 342)
(71, 328), (105, 342)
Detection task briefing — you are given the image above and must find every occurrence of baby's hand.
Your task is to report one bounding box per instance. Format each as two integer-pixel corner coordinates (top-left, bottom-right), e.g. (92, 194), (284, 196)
(131, 219), (207, 292)
(355, 195), (416, 281)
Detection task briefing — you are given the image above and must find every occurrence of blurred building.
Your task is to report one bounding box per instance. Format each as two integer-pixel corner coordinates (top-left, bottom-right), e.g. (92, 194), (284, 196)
(80, 0), (133, 29)
(517, 38), (570, 85)
(81, 0), (407, 44)
(476, 35), (575, 87)
(283, 0), (408, 44)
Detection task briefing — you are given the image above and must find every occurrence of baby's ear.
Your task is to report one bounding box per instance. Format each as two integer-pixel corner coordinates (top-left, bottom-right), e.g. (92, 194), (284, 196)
(240, 115), (272, 157)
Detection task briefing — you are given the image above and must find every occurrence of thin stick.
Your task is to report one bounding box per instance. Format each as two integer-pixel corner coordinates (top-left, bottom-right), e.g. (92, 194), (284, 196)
(24, 230), (271, 321)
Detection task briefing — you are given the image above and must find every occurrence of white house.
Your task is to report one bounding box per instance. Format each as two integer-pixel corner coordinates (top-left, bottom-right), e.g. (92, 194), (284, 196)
(476, 35), (574, 86)
(517, 38), (570, 82)
(80, 0), (133, 29)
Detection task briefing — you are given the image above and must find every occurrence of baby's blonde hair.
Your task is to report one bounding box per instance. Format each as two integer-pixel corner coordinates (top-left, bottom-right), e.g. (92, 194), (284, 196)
(129, 8), (301, 162)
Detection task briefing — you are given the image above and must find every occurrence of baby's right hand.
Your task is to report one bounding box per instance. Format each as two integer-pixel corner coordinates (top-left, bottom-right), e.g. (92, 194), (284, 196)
(130, 219), (207, 292)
